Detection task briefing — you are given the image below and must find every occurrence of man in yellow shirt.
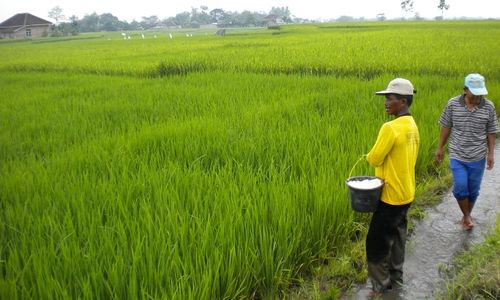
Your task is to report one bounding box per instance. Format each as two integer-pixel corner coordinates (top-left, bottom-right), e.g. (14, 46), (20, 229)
(365, 78), (420, 294)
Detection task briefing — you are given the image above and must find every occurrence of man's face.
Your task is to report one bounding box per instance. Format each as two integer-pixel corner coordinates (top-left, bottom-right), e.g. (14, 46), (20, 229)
(384, 94), (404, 116)
(464, 88), (482, 102)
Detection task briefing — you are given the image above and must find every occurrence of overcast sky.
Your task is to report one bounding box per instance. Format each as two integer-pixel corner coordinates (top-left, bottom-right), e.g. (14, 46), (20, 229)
(1, 0), (499, 23)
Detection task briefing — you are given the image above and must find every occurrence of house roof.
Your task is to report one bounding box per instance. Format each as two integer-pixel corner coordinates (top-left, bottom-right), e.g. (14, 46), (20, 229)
(0, 13), (52, 28)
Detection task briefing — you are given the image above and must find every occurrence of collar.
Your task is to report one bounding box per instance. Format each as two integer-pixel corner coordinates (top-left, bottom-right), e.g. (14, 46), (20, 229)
(396, 113), (411, 118)
(459, 94), (485, 108)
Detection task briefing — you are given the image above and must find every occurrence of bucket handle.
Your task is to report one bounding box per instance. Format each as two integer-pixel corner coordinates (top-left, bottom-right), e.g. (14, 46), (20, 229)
(348, 154), (368, 178)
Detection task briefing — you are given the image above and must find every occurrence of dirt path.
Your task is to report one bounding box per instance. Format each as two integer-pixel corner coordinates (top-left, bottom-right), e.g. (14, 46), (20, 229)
(348, 141), (500, 299)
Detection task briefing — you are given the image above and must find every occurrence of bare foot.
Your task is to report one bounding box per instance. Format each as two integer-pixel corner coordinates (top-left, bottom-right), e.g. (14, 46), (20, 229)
(460, 216), (467, 229)
(368, 290), (383, 299)
(463, 216), (474, 230)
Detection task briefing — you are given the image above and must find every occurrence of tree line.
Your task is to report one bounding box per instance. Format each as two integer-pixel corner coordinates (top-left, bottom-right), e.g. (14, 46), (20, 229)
(49, 6), (303, 36)
(49, 0), (453, 36)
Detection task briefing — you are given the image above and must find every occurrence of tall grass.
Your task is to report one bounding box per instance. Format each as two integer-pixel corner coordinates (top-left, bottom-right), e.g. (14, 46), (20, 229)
(0, 21), (499, 299)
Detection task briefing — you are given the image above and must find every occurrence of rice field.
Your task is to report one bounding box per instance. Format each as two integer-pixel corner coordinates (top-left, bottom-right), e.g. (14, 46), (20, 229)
(0, 21), (499, 299)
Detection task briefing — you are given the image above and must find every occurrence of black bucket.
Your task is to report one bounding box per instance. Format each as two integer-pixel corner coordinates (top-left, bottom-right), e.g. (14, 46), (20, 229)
(345, 176), (384, 212)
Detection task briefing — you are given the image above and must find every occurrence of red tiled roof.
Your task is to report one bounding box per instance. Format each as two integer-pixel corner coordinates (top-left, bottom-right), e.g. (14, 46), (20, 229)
(0, 13), (52, 28)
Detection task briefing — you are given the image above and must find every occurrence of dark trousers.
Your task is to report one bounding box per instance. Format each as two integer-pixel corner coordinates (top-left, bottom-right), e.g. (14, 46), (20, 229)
(366, 201), (411, 291)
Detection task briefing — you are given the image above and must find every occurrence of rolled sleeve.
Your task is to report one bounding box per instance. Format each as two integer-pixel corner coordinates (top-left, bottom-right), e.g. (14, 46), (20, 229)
(439, 103), (453, 128)
(487, 107), (500, 134)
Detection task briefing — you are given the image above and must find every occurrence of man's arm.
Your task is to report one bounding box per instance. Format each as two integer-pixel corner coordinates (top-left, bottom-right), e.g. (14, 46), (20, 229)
(435, 127), (451, 163)
(366, 124), (395, 167)
(486, 133), (496, 170)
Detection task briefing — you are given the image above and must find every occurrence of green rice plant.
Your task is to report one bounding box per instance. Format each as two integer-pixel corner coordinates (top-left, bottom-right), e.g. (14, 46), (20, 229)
(0, 21), (499, 299)
(1, 21), (499, 79)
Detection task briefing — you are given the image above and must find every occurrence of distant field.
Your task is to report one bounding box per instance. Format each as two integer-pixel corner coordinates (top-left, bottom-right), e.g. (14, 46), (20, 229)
(1, 21), (499, 299)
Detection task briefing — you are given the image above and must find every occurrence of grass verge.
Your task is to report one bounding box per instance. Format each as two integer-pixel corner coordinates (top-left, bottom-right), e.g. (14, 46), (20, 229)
(437, 214), (500, 300)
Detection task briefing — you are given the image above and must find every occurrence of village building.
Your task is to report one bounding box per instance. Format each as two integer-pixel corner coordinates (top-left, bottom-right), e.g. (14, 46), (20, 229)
(0, 13), (52, 39)
(264, 14), (285, 26)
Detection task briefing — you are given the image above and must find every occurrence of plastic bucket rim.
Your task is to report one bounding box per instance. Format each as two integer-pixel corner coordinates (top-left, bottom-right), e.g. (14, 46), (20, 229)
(345, 176), (384, 191)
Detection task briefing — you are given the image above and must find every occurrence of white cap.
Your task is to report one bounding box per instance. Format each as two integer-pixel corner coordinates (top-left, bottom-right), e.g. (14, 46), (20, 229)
(464, 73), (487, 96)
(376, 78), (415, 96)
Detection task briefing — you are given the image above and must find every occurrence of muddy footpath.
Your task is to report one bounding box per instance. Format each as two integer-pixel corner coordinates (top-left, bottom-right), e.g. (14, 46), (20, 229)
(347, 141), (500, 300)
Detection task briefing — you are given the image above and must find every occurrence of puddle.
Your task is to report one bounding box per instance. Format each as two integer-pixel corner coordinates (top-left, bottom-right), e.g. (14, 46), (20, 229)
(345, 142), (500, 299)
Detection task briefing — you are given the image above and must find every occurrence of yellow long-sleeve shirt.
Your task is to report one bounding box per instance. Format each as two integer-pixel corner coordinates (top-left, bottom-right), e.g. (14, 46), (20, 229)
(366, 116), (420, 205)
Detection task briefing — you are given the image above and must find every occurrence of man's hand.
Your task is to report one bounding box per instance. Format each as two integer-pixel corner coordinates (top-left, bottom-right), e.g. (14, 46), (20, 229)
(487, 153), (494, 170)
(436, 128), (450, 165)
(435, 148), (445, 164)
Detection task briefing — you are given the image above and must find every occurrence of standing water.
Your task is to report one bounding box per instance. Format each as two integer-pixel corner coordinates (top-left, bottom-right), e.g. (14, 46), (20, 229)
(347, 142), (500, 299)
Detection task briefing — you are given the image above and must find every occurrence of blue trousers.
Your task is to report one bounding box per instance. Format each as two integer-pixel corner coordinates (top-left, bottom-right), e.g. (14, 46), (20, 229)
(450, 158), (486, 203)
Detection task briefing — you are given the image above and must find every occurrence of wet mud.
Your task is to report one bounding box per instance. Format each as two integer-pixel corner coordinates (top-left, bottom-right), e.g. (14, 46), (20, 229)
(347, 142), (500, 300)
